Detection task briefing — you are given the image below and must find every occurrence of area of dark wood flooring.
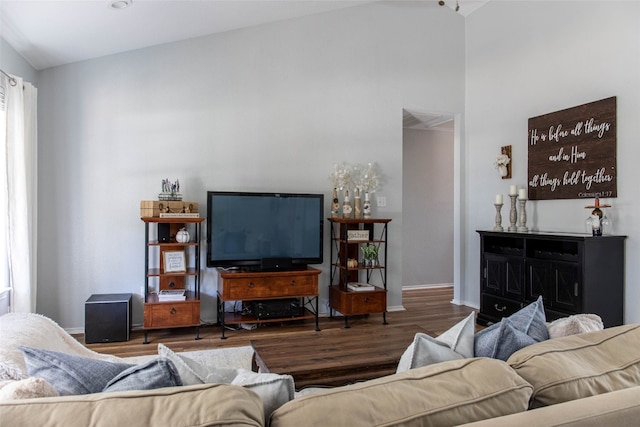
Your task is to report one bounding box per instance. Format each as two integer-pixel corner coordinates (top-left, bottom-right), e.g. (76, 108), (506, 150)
(81, 287), (478, 359)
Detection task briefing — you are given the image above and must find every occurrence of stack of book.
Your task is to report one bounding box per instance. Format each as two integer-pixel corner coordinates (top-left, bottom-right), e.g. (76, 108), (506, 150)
(347, 282), (375, 292)
(157, 289), (186, 301)
(159, 212), (200, 218)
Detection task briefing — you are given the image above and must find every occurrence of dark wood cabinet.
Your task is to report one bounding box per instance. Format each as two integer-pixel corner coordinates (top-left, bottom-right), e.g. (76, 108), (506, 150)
(477, 231), (625, 327)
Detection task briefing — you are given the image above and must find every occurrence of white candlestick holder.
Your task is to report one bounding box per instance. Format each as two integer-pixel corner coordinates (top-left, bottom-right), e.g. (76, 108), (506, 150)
(517, 199), (528, 232)
(508, 195), (518, 232)
(493, 203), (504, 232)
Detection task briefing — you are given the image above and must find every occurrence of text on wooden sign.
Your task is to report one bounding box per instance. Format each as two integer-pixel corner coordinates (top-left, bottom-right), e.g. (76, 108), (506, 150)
(527, 96), (617, 200)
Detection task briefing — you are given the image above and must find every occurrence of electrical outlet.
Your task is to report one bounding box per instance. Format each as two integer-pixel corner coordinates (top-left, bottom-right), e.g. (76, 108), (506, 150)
(377, 196), (387, 207)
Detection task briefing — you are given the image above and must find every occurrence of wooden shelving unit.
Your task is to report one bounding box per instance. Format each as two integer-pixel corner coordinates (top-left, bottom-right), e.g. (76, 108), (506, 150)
(141, 217), (204, 343)
(328, 217), (391, 328)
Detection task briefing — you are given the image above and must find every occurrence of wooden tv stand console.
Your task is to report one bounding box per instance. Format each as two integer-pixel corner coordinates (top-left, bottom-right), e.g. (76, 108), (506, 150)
(216, 267), (321, 339)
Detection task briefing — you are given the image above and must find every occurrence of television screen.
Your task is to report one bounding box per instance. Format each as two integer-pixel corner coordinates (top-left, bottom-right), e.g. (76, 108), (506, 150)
(206, 191), (324, 269)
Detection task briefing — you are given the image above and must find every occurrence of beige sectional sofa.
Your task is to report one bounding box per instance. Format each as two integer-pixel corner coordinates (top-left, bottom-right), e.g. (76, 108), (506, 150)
(269, 323), (640, 427)
(2, 313), (640, 426)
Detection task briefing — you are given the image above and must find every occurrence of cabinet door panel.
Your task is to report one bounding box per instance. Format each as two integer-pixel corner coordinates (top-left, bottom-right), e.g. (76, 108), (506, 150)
(553, 263), (581, 312)
(483, 255), (504, 296)
(504, 258), (524, 300)
(527, 260), (551, 306)
(483, 254), (524, 300)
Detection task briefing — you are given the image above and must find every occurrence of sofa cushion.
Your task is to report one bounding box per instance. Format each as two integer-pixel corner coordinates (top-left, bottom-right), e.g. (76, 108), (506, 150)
(0, 377), (59, 400)
(475, 296), (548, 360)
(231, 368), (295, 420)
(460, 385), (640, 427)
(547, 313), (604, 339)
(507, 324), (640, 408)
(20, 347), (134, 395)
(157, 343), (236, 385)
(396, 312), (474, 372)
(0, 383), (265, 427)
(269, 357), (533, 427)
(103, 358), (182, 392)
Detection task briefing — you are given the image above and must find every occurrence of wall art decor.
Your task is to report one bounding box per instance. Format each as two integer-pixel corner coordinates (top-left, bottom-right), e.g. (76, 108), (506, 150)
(527, 96), (616, 200)
(495, 145), (512, 179)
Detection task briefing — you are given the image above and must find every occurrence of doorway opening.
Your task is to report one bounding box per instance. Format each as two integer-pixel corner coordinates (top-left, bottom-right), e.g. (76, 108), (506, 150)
(402, 109), (458, 297)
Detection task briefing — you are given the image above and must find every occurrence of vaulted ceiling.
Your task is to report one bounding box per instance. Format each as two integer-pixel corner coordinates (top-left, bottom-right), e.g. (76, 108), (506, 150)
(0, 0), (487, 71)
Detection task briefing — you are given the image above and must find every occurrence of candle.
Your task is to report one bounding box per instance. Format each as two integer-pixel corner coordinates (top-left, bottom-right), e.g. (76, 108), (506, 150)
(518, 189), (527, 200)
(495, 194), (503, 205)
(509, 185), (517, 196)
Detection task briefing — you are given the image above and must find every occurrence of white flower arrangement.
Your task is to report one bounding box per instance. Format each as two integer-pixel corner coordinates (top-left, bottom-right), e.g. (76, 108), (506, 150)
(329, 162), (352, 190)
(352, 162), (384, 193)
(494, 154), (511, 169)
(329, 162), (385, 194)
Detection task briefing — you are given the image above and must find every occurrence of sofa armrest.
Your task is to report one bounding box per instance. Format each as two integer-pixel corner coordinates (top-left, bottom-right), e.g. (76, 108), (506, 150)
(0, 383), (264, 427)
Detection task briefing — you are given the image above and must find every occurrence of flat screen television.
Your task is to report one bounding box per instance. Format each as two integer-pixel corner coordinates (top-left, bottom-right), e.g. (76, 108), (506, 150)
(206, 191), (324, 269)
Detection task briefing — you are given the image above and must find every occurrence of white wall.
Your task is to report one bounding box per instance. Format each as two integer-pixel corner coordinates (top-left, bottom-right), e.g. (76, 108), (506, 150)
(402, 127), (454, 287)
(464, 1), (640, 323)
(37, 2), (466, 329)
(0, 38), (39, 85)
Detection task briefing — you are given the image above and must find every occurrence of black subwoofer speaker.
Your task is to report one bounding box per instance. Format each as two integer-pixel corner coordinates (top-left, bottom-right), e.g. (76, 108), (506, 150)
(85, 293), (132, 344)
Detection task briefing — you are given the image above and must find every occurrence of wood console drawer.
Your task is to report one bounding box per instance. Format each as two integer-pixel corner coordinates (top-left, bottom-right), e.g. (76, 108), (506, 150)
(330, 286), (387, 315)
(144, 300), (200, 329)
(216, 267), (321, 338)
(221, 273), (318, 300)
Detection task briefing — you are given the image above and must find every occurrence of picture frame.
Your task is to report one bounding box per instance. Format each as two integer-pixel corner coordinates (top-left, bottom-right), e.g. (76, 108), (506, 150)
(163, 250), (186, 273)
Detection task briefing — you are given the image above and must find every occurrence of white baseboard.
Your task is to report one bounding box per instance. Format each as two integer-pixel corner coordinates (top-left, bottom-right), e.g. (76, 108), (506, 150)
(456, 300), (480, 310)
(402, 283), (453, 290)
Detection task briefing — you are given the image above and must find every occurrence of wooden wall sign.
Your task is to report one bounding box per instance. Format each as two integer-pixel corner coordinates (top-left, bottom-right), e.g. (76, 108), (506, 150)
(527, 97), (617, 200)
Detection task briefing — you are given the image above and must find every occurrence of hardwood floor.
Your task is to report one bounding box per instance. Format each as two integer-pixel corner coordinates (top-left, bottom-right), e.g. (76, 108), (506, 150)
(81, 287), (478, 359)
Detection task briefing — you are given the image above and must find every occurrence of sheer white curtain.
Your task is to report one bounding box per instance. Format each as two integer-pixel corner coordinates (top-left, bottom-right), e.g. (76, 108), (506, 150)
(0, 73), (38, 313)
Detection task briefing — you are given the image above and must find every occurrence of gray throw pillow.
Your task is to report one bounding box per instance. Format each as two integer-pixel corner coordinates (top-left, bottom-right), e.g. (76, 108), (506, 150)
(474, 296), (549, 360)
(103, 358), (182, 392)
(507, 295), (549, 342)
(476, 318), (537, 360)
(20, 346), (133, 395)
